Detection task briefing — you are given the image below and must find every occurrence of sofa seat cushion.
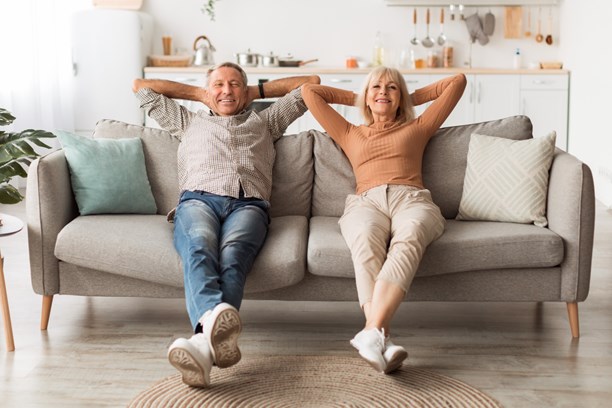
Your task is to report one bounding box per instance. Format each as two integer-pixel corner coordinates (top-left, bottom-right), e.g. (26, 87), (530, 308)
(55, 215), (308, 293)
(308, 217), (564, 278)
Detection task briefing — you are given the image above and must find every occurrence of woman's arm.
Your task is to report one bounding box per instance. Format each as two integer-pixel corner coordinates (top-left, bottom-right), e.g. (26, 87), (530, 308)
(302, 84), (357, 144)
(413, 74), (467, 134)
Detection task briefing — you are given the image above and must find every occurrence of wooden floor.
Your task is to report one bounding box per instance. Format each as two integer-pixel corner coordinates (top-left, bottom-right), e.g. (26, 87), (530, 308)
(1, 200), (611, 408)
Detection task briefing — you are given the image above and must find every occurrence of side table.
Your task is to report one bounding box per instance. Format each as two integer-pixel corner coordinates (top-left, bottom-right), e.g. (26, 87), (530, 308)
(0, 213), (24, 352)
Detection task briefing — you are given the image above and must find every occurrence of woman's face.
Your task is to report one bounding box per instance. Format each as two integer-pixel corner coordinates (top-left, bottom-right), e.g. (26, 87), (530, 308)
(366, 75), (401, 121)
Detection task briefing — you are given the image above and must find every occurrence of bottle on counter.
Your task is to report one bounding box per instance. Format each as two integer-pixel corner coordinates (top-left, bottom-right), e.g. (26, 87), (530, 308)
(443, 46), (453, 68)
(372, 31), (385, 67)
(426, 50), (439, 68)
(513, 48), (522, 69)
(399, 47), (416, 69)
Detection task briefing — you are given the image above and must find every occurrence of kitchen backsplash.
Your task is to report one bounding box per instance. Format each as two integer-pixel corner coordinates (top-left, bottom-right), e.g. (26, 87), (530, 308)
(141, 0), (561, 70)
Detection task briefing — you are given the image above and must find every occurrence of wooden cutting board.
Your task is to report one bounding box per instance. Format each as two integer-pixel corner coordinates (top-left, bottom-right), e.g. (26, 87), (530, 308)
(504, 6), (523, 39)
(92, 0), (143, 10)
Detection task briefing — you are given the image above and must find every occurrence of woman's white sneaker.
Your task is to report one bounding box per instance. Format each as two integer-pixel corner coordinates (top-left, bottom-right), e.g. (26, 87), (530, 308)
(167, 334), (213, 387)
(350, 328), (387, 373)
(383, 338), (408, 374)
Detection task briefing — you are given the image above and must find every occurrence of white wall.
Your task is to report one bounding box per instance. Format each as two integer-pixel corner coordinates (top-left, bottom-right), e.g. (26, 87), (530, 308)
(559, 0), (612, 207)
(141, 0), (562, 70)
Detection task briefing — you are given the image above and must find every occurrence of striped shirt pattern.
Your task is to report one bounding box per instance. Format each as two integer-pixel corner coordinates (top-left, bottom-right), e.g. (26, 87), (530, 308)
(137, 88), (307, 202)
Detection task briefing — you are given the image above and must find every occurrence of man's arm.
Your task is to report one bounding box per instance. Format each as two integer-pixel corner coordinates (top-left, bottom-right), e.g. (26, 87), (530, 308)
(248, 75), (320, 101)
(132, 79), (211, 107)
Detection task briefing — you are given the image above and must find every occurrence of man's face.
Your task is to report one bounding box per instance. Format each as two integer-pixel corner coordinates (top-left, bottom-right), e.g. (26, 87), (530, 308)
(207, 67), (248, 116)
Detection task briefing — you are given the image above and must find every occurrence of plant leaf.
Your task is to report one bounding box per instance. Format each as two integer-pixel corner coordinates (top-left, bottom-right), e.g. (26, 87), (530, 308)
(0, 161), (28, 179)
(0, 183), (24, 204)
(0, 108), (16, 126)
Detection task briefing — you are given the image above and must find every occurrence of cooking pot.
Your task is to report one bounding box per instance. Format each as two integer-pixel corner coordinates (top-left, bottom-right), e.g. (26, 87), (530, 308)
(259, 52), (279, 67)
(235, 49), (259, 67)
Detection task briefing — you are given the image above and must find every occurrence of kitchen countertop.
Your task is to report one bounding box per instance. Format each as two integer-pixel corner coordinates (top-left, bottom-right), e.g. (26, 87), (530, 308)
(144, 66), (569, 75)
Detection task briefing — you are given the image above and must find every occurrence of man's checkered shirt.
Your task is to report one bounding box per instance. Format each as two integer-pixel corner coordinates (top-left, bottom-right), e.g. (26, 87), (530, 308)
(136, 87), (307, 202)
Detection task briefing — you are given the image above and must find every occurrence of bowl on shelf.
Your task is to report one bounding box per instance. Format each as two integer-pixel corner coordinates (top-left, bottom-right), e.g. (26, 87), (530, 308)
(539, 61), (563, 69)
(148, 54), (192, 67)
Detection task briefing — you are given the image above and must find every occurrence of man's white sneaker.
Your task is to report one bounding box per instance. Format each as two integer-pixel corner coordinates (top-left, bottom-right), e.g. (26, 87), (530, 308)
(167, 334), (213, 388)
(200, 303), (242, 368)
(383, 338), (408, 374)
(350, 328), (387, 373)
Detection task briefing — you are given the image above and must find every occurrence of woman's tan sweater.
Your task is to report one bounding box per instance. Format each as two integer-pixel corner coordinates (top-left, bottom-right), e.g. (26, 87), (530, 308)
(302, 74), (467, 194)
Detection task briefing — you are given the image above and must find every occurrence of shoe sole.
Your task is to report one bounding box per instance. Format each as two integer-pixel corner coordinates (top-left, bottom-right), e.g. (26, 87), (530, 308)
(168, 347), (210, 388)
(384, 349), (408, 374)
(209, 308), (242, 368)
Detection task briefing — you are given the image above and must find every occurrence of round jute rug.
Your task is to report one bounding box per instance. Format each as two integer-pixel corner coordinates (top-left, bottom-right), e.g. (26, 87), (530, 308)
(128, 355), (502, 408)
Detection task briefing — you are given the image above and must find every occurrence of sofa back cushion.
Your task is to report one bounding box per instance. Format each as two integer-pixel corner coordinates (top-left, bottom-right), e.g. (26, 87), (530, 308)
(425, 115), (533, 218)
(311, 130), (356, 217)
(269, 132), (314, 217)
(93, 119), (180, 216)
(310, 116), (533, 218)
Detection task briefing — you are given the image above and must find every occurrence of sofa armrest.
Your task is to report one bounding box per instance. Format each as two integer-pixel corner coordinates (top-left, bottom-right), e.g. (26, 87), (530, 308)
(26, 150), (78, 295)
(546, 149), (595, 302)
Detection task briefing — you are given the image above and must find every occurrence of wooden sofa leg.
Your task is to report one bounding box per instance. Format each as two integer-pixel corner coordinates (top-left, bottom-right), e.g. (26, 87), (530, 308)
(566, 302), (580, 338)
(41, 295), (53, 331)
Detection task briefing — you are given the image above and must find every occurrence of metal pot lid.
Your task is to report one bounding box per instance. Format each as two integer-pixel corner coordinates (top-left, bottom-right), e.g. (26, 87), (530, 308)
(278, 53), (295, 61)
(236, 48), (259, 56)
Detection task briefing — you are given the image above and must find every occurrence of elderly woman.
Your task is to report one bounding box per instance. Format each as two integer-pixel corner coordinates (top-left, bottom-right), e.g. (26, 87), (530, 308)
(302, 68), (466, 374)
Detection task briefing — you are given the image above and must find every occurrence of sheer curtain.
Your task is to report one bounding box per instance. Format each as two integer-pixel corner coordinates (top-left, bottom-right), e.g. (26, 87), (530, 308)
(1, 0), (89, 139)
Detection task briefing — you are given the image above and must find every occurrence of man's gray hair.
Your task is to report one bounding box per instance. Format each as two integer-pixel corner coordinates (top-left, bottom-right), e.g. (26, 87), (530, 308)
(206, 62), (248, 88)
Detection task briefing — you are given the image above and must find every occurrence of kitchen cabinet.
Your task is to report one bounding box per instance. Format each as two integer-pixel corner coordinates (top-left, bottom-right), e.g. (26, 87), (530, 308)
(520, 74), (568, 150)
(432, 74), (521, 127)
(404, 74), (431, 117)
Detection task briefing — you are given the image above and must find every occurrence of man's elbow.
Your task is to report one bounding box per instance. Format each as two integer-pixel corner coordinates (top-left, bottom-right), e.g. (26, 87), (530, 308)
(132, 79), (143, 93)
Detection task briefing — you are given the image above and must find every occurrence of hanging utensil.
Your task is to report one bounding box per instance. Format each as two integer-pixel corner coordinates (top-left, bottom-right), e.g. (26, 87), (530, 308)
(483, 9), (495, 36)
(437, 8), (447, 46)
(449, 4), (455, 21)
(524, 7), (532, 37)
(410, 8), (420, 46)
(459, 4), (465, 20)
(545, 7), (553, 45)
(535, 7), (544, 42)
(422, 8), (435, 48)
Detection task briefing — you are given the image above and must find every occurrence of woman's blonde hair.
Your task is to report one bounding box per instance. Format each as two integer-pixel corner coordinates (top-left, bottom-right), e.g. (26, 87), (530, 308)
(357, 66), (415, 126)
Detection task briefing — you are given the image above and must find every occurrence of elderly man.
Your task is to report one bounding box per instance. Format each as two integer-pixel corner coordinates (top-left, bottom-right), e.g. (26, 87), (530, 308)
(133, 62), (319, 387)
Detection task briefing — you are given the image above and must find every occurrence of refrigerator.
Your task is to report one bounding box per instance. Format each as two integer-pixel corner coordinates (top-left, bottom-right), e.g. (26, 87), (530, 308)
(72, 9), (153, 136)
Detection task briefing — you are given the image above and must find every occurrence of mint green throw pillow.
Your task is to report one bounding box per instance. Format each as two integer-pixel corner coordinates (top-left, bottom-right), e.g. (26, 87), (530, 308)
(56, 131), (157, 215)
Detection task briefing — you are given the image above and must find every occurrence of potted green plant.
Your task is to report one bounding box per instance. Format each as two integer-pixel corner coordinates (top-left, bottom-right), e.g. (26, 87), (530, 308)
(0, 108), (55, 205)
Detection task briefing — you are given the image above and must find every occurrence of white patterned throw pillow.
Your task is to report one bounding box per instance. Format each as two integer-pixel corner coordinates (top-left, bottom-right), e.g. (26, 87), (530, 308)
(456, 131), (556, 227)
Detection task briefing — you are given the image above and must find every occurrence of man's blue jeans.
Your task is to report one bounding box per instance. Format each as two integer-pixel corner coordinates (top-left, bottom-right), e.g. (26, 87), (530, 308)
(173, 190), (269, 331)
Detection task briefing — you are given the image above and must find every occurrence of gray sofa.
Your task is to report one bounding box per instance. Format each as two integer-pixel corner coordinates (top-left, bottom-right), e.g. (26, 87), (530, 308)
(26, 115), (595, 337)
